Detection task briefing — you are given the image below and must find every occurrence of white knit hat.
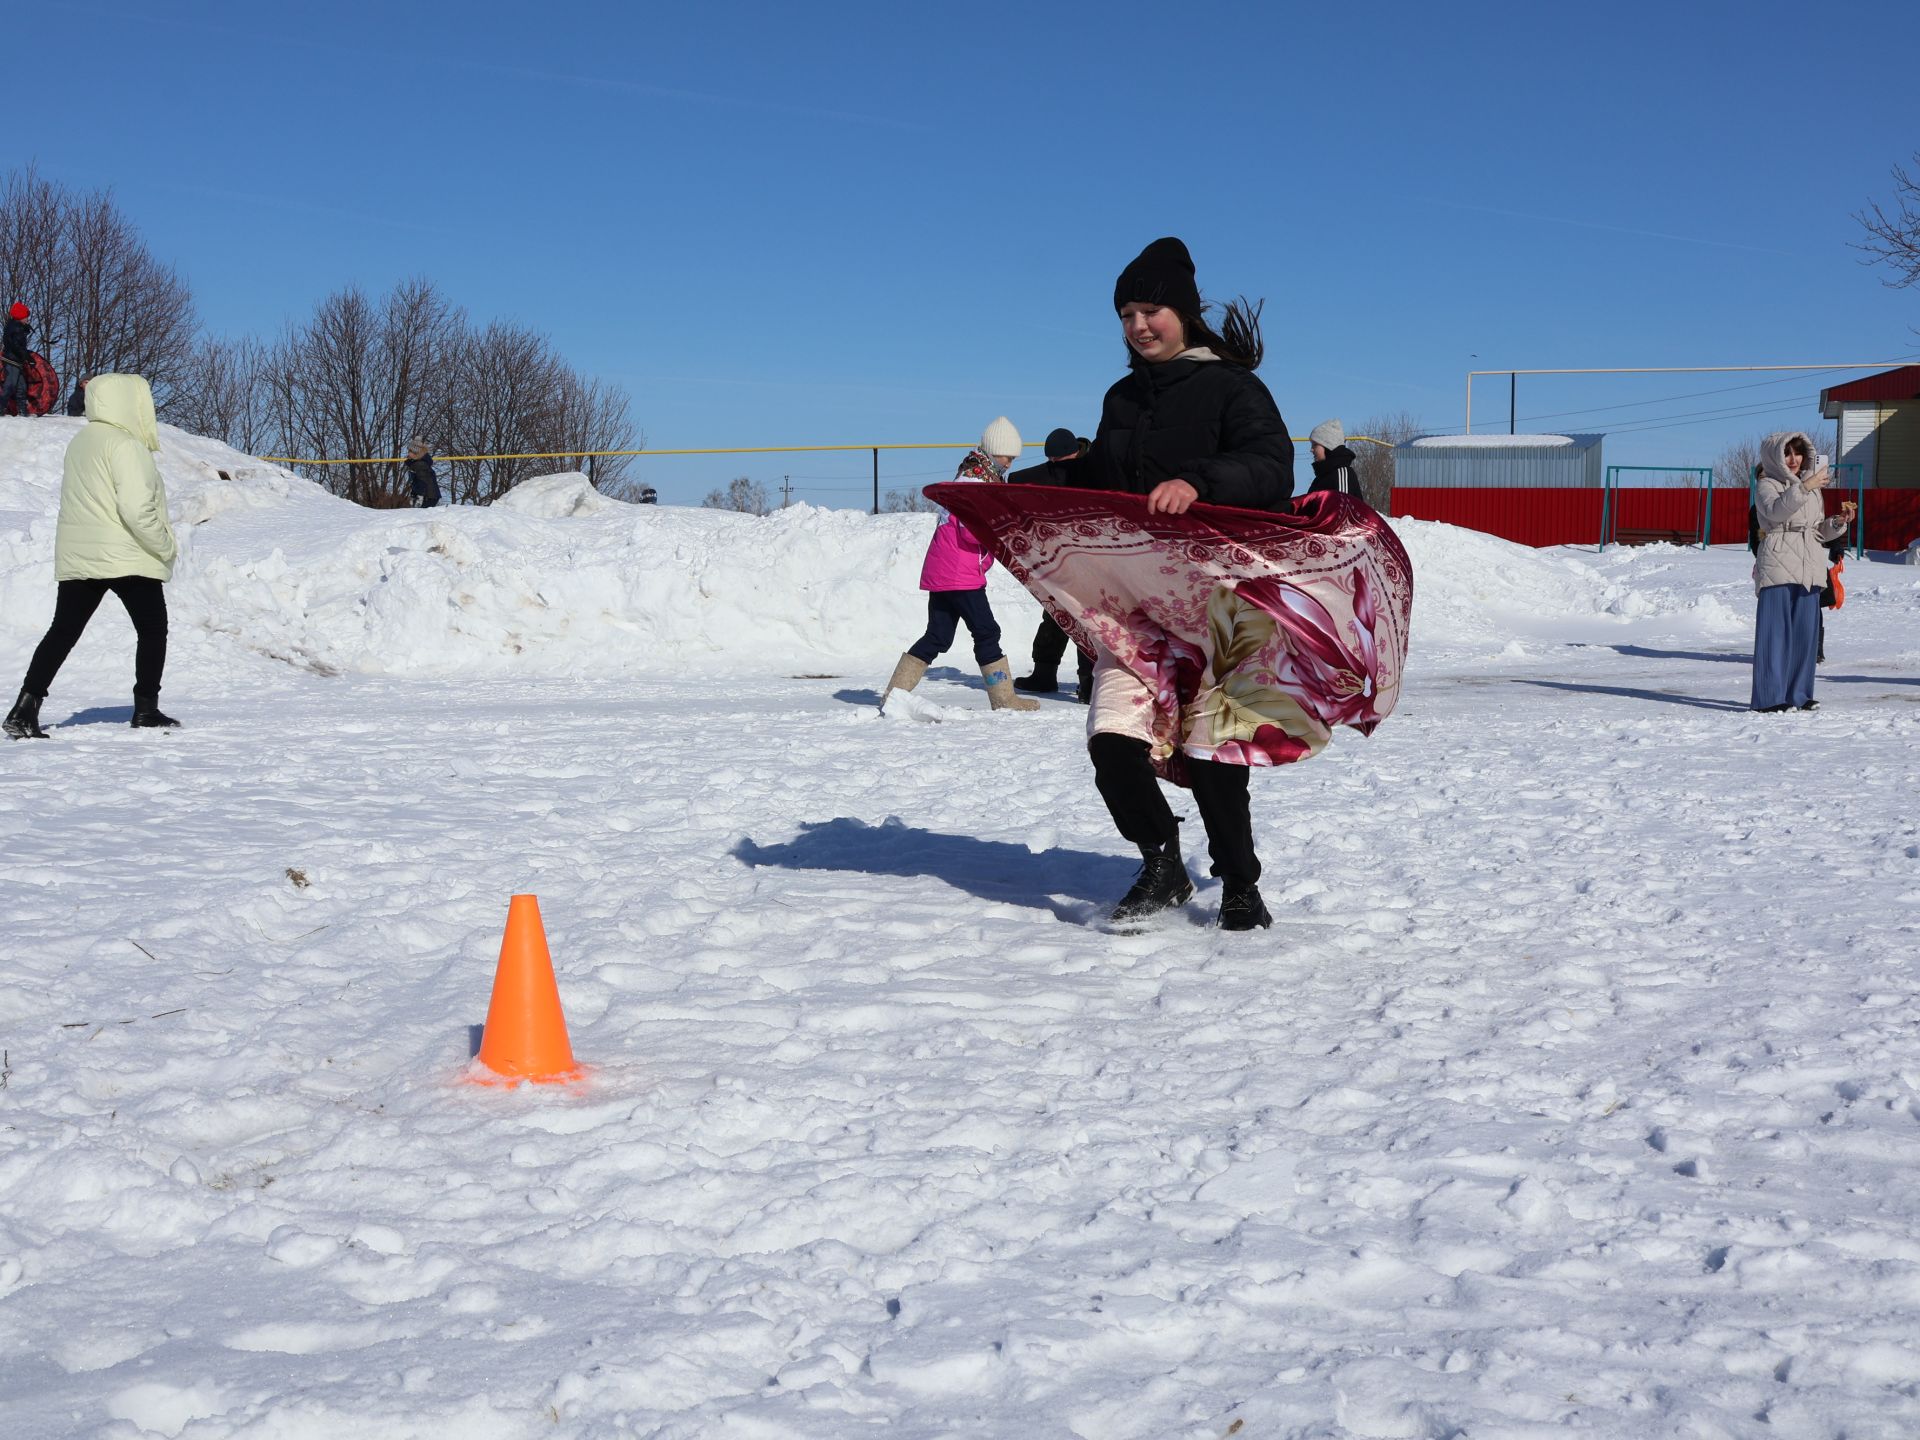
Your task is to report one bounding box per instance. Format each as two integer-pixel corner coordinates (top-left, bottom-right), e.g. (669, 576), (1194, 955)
(980, 416), (1023, 460)
(1309, 419), (1344, 450)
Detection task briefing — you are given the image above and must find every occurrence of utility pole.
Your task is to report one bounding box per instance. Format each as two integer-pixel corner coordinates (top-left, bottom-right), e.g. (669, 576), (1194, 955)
(781, 474), (793, 508)
(1510, 373), (1516, 435)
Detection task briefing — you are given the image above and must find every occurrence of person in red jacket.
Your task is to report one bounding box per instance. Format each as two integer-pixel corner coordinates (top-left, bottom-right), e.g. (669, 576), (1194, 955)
(1, 302), (32, 417)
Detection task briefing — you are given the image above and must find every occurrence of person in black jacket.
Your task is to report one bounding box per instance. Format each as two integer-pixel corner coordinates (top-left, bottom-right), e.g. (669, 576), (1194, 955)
(1307, 419), (1362, 498)
(1011, 428), (1096, 700)
(1080, 237), (1294, 931)
(66, 378), (88, 418)
(403, 440), (442, 508)
(2, 303), (31, 417)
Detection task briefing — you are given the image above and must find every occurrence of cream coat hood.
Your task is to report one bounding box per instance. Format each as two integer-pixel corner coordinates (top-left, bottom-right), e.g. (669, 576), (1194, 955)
(53, 373), (176, 582)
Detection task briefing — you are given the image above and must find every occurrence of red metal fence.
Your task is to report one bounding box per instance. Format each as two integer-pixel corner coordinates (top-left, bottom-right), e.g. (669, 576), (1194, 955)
(1390, 487), (1920, 551)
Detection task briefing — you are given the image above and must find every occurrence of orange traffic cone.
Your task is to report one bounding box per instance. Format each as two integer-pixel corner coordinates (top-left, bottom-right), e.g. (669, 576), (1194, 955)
(469, 894), (584, 1086)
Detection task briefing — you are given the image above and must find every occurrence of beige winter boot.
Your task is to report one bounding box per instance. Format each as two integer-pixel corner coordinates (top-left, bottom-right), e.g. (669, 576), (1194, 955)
(882, 653), (928, 705)
(981, 656), (1040, 712)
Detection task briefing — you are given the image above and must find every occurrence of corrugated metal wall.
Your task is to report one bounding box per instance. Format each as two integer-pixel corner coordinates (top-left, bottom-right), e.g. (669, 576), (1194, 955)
(1395, 436), (1605, 488)
(1390, 486), (1920, 550)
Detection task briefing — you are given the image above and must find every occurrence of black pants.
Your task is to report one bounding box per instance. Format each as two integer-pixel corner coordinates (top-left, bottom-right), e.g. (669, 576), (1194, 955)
(908, 589), (1002, 667)
(22, 577), (169, 699)
(0, 360), (26, 416)
(1029, 613), (1095, 687)
(1089, 733), (1260, 885)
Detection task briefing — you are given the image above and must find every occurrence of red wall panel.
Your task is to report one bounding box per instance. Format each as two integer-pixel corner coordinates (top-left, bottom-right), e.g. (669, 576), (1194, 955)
(1390, 487), (1920, 551)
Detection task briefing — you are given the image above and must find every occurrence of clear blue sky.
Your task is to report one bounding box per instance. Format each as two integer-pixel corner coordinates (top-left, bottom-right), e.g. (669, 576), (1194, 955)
(17, 0), (1920, 503)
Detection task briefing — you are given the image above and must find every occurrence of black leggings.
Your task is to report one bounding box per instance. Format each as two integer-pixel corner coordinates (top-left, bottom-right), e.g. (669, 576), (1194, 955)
(23, 577), (169, 699)
(908, 589), (1002, 667)
(1089, 732), (1260, 885)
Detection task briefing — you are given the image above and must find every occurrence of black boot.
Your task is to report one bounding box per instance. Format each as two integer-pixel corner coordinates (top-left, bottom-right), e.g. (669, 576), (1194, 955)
(1112, 839), (1194, 925)
(1012, 668), (1058, 695)
(1219, 882), (1272, 931)
(4, 688), (49, 739)
(130, 693), (180, 729)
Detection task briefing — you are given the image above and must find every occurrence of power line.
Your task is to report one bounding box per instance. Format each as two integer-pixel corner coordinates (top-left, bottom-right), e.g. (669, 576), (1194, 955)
(1598, 395), (1828, 437)
(1506, 368), (1842, 425)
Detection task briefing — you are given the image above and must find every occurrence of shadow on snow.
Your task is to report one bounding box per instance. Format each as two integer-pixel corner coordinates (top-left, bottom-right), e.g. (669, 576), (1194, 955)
(734, 816), (1138, 920)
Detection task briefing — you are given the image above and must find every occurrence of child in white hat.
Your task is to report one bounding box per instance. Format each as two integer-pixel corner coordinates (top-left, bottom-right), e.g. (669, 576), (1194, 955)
(880, 418), (1039, 713)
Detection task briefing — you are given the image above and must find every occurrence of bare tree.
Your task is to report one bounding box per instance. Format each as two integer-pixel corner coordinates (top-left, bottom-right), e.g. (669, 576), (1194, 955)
(1348, 410), (1423, 511)
(0, 165), (197, 412)
(702, 476), (771, 515)
(1856, 152), (1920, 290)
(880, 487), (938, 513)
(1715, 422), (1839, 489)
(174, 334), (271, 453)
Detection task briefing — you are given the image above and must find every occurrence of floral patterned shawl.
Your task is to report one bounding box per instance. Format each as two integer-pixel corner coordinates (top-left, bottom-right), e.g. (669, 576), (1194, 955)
(924, 483), (1414, 784)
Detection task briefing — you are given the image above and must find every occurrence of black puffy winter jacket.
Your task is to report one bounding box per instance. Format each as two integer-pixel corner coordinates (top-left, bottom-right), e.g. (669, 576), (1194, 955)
(2, 316), (29, 366)
(1308, 444), (1361, 496)
(1079, 355), (1293, 512)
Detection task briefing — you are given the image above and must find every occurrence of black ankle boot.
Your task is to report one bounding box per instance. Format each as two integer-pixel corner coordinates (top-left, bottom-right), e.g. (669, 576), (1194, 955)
(130, 693), (180, 729)
(1012, 669), (1058, 695)
(4, 688), (49, 739)
(1112, 838), (1194, 924)
(1219, 882), (1272, 931)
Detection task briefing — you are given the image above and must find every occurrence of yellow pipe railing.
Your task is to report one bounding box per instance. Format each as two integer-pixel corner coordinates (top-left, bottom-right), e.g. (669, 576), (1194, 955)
(260, 436), (1390, 466)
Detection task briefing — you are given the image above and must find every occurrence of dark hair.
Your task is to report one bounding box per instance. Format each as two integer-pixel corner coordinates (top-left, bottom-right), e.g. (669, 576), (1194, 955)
(1784, 434), (1813, 459)
(1129, 295), (1266, 370)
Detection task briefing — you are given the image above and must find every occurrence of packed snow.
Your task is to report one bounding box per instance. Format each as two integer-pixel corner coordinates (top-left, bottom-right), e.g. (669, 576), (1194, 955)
(2, 414), (1919, 1439)
(1410, 434), (1578, 448)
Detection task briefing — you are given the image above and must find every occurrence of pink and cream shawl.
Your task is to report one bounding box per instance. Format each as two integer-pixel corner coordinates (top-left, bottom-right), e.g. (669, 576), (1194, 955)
(924, 483), (1414, 784)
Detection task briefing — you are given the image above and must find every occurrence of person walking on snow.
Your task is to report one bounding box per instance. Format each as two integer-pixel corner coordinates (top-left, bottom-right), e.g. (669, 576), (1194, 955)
(5, 374), (182, 739)
(1072, 238), (1296, 929)
(66, 377), (88, 417)
(403, 440), (442, 508)
(1307, 419), (1363, 499)
(880, 418), (1040, 714)
(1, 302), (32, 417)
(1749, 430), (1852, 713)
(1011, 428), (1097, 702)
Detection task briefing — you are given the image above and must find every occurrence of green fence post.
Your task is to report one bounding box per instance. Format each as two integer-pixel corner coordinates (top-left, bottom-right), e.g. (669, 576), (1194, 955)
(1701, 468), (1713, 549)
(1599, 466), (1613, 552)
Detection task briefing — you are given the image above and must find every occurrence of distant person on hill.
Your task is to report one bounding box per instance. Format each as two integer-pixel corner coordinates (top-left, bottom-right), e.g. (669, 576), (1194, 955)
(5, 374), (181, 739)
(879, 417), (1040, 714)
(66, 377), (88, 417)
(1, 302), (32, 417)
(1749, 430), (1853, 713)
(403, 440), (441, 508)
(1307, 419), (1363, 499)
(1011, 427), (1096, 701)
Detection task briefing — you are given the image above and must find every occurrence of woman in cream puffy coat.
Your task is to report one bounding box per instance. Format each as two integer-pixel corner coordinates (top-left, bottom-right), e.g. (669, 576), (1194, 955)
(4, 374), (181, 738)
(1750, 430), (1853, 713)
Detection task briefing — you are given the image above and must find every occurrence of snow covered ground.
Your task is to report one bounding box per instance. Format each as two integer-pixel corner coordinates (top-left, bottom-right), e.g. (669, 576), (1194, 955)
(2, 414), (1919, 1439)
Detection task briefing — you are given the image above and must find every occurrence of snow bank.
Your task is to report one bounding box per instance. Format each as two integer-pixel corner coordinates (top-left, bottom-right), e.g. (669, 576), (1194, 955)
(0, 415), (1762, 682)
(1411, 433), (1575, 447)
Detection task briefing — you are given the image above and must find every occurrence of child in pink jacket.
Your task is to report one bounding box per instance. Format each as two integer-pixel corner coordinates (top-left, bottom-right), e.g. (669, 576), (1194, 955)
(881, 417), (1038, 713)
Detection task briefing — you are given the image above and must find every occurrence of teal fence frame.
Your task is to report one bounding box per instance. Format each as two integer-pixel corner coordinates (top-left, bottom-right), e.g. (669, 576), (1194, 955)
(1598, 466), (1715, 551)
(1747, 463), (1866, 558)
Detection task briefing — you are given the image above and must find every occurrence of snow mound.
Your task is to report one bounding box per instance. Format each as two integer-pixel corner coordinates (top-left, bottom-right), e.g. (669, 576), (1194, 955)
(0, 415), (1768, 682)
(1411, 433), (1576, 447)
(490, 471), (624, 518)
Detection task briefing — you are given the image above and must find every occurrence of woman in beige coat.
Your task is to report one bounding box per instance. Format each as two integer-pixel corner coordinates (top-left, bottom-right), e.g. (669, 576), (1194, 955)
(1750, 430), (1854, 712)
(4, 374), (180, 738)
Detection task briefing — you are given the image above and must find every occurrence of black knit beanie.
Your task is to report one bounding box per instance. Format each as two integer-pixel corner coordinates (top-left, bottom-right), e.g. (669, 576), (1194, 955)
(1113, 237), (1201, 315)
